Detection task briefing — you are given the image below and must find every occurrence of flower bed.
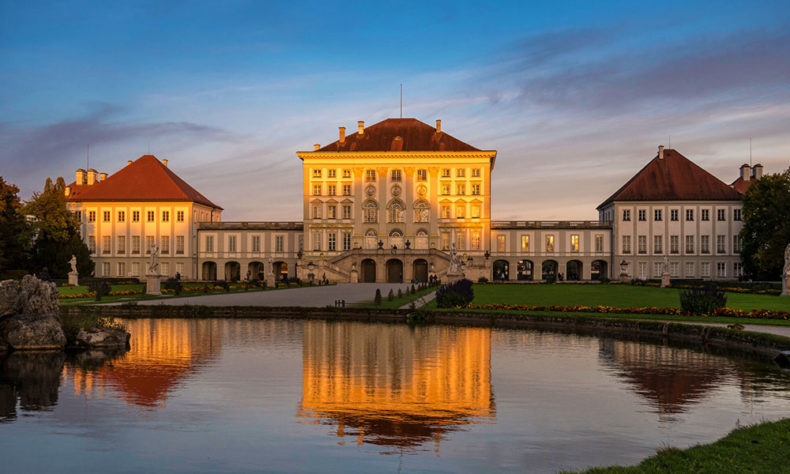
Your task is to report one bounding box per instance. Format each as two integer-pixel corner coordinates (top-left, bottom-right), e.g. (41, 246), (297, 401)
(466, 303), (790, 320)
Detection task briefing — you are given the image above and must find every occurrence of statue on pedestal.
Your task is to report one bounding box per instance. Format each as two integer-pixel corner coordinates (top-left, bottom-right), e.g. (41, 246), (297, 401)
(147, 243), (160, 275)
(68, 254), (79, 286)
(661, 254), (671, 288)
(446, 243), (465, 280)
(782, 243), (790, 296)
(145, 243), (161, 295)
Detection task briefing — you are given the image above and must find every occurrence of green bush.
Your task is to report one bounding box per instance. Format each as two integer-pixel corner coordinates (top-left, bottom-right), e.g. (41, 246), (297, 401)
(680, 285), (727, 315)
(387, 289), (394, 301)
(88, 279), (111, 301)
(374, 289), (382, 305)
(397, 289), (402, 298)
(435, 279), (474, 308)
(164, 278), (183, 295)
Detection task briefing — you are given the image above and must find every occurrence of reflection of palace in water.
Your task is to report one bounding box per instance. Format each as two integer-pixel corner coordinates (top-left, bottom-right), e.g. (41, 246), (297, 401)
(297, 321), (495, 452)
(65, 319), (222, 407)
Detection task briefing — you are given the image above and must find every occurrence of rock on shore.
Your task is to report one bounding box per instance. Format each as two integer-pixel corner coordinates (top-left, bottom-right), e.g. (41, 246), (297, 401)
(0, 276), (66, 351)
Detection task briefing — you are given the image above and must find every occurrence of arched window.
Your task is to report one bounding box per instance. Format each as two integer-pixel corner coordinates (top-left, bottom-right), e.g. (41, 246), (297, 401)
(415, 229), (429, 250)
(363, 200), (378, 223)
(414, 200), (430, 223)
(387, 199), (404, 223)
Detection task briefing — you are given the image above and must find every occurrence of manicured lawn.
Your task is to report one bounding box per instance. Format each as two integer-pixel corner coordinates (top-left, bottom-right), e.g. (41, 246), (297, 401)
(357, 285), (438, 309)
(471, 283), (790, 311)
(578, 418), (790, 473)
(58, 283), (145, 295)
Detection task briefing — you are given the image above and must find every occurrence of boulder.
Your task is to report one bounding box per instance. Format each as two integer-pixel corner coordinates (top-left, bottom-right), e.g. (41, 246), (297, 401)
(73, 327), (131, 349)
(16, 275), (60, 321)
(0, 279), (19, 318)
(0, 317), (66, 350)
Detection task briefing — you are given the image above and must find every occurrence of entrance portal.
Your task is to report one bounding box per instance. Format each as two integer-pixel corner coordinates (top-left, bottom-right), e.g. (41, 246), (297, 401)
(361, 259), (376, 283)
(386, 259), (403, 283)
(493, 260), (509, 281)
(413, 259), (428, 283)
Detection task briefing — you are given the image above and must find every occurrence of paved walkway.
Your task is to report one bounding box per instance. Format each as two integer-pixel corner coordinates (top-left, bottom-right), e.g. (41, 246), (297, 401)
(676, 321), (790, 339)
(123, 283), (415, 307)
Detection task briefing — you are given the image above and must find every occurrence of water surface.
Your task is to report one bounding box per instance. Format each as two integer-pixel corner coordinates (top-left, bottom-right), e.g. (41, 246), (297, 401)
(1, 318), (789, 473)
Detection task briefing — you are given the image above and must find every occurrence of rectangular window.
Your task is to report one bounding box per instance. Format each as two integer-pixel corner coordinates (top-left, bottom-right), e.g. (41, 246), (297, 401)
(686, 209), (694, 221)
(717, 209), (725, 221)
(701, 209), (710, 221)
(454, 169), (464, 178)
(342, 205), (351, 219)
(456, 184), (465, 195)
(145, 211), (154, 222)
(342, 184), (351, 196)
(717, 262), (726, 277)
(101, 210), (109, 223)
(471, 184), (480, 195)
(471, 205), (481, 218)
(497, 235), (506, 252)
(132, 211), (140, 222)
(161, 262), (169, 277)
(456, 233), (465, 251)
(701, 262), (711, 278)
(275, 235), (284, 252)
(716, 235), (726, 253)
(638, 210), (646, 221)
(228, 235), (237, 253)
(441, 205), (451, 219)
(117, 235), (126, 254)
(472, 169), (481, 177)
(158, 235), (168, 254)
(327, 185), (336, 196)
(328, 205), (337, 219)
(132, 236), (141, 254)
(472, 231), (481, 250)
(74, 210), (82, 221)
(328, 169), (336, 178)
(102, 236), (111, 254)
(701, 235), (710, 254)
(622, 235), (631, 254)
(685, 235), (694, 254)
(441, 169), (451, 178)
(670, 235), (679, 254)
(177, 211), (184, 222)
(391, 169), (402, 181)
(455, 205), (465, 219)
(145, 235), (155, 253)
(312, 169), (321, 178)
(670, 209), (678, 221)
(734, 209), (742, 221)
(670, 262), (679, 277)
(205, 235), (214, 252)
(312, 184), (321, 196)
(342, 232), (351, 251)
(117, 211), (125, 222)
(88, 211), (96, 222)
(623, 209), (631, 221)
(734, 262), (743, 277)
(653, 262), (662, 278)
(685, 262), (695, 278)
(638, 235), (647, 254)
(328, 232), (336, 251)
(441, 184), (450, 195)
(313, 231), (321, 251)
(570, 234), (579, 252)
(131, 262), (140, 277)
(252, 235), (261, 252)
(595, 234), (604, 253)
(312, 205), (321, 219)
(101, 262), (110, 277)
(733, 235), (742, 252)
(442, 232), (451, 251)
(654, 209), (662, 221)
(521, 235), (530, 252)
(342, 169), (351, 179)
(417, 169), (427, 181)
(545, 235), (555, 253)
(365, 170), (376, 182)
(162, 211), (170, 222)
(117, 262), (126, 278)
(654, 235), (662, 254)
(638, 262), (647, 280)
(364, 205), (376, 223)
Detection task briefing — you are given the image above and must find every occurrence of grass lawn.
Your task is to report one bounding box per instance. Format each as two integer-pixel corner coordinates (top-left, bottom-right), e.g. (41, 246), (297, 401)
(58, 282), (269, 306)
(578, 418), (790, 473)
(471, 283), (790, 312)
(357, 285), (438, 309)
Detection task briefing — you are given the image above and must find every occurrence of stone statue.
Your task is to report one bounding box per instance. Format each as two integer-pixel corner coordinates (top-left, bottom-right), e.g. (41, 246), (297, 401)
(147, 243), (160, 275)
(69, 255), (78, 274)
(661, 254), (671, 288)
(783, 243), (790, 296)
(447, 243), (463, 275)
(68, 255), (79, 285)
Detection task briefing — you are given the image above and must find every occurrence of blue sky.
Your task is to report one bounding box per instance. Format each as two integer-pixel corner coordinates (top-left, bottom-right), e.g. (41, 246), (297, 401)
(1, 0), (789, 219)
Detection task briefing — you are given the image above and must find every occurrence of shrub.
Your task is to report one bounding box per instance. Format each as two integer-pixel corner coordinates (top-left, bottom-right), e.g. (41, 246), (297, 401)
(397, 289), (403, 298)
(435, 278), (474, 308)
(680, 285), (727, 315)
(374, 289), (382, 305)
(203, 284), (210, 294)
(387, 289), (394, 301)
(164, 278), (183, 296)
(411, 285), (416, 294)
(88, 279), (111, 301)
(477, 277), (489, 283)
(217, 280), (230, 292)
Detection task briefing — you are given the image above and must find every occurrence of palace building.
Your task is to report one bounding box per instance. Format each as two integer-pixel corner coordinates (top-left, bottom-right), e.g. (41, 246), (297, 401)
(63, 117), (757, 282)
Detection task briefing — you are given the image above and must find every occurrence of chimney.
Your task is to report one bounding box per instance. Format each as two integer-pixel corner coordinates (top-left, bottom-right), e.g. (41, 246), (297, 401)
(99, 172), (107, 181)
(127, 160), (132, 166)
(740, 164), (751, 182)
(358, 121), (364, 135)
(75, 169), (86, 185)
(436, 119), (442, 133)
(658, 145), (664, 159)
(313, 144), (320, 151)
(64, 186), (70, 197)
(86, 169), (97, 186)
(339, 127), (346, 144)
(163, 159), (168, 168)
(752, 163), (763, 180)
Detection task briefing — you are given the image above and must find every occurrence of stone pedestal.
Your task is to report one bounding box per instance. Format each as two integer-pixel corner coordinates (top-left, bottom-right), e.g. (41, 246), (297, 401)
(265, 272), (276, 288)
(661, 272), (671, 288)
(782, 275), (789, 296)
(145, 274), (161, 295)
(445, 271), (465, 283)
(350, 269), (359, 283)
(619, 272), (630, 284)
(68, 272), (79, 286)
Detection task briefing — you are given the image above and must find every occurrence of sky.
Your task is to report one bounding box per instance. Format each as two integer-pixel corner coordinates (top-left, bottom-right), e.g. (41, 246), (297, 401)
(1, 0), (789, 220)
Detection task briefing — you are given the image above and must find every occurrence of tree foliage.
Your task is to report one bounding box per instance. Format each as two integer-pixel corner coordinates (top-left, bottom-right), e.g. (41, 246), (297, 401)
(23, 177), (94, 279)
(0, 176), (30, 276)
(740, 167), (790, 280)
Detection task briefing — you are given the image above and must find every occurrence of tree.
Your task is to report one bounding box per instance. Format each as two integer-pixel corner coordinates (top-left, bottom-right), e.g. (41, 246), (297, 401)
(740, 167), (790, 280)
(0, 176), (31, 276)
(23, 177), (94, 279)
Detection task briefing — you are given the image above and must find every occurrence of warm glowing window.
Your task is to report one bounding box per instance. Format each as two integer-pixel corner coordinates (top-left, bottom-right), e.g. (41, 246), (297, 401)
(391, 169), (402, 181)
(327, 205), (337, 219)
(521, 235), (529, 252)
(545, 235), (554, 252)
(328, 185), (336, 196)
(497, 235), (506, 252)
(472, 231), (481, 250)
(342, 184), (351, 196)
(571, 234), (579, 252)
(365, 170), (376, 182)
(312, 184), (321, 196)
(417, 169), (427, 181)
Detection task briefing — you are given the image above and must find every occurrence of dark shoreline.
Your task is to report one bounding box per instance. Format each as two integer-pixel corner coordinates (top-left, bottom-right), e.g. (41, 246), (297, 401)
(63, 304), (790, 363)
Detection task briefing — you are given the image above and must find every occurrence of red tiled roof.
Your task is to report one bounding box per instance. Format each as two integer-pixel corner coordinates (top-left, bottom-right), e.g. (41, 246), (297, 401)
(65, 155), (222, 209)
(598, 149), (743, 209)
(315, 118), (481, 152)
(730, 177), (753, 195)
